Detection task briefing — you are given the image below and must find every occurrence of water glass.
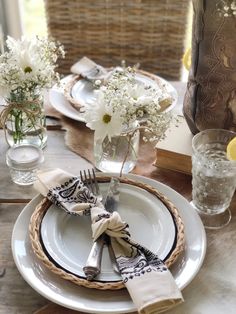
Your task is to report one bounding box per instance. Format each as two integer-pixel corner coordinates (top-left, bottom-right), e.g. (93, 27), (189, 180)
(191, 129), (236, 229)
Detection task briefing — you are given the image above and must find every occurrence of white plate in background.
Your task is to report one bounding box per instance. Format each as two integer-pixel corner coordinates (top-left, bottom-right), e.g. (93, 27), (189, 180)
(49, 72), (178, 122)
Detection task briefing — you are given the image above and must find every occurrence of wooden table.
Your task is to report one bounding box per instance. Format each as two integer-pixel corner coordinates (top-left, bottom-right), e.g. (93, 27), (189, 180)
(0, 82), (236, 314)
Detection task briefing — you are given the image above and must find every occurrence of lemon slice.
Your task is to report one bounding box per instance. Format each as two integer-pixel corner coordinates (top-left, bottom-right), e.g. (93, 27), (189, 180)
(227, 137), (236, 160)
(183, 48), (191, 71)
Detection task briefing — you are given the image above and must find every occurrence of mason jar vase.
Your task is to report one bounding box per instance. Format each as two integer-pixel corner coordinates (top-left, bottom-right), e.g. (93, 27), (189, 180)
(4, 92), (47, 149)
(94, 123), (140, 174)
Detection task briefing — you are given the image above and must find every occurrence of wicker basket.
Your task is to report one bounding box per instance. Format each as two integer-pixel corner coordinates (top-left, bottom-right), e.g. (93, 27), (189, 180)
(43, 0), (189, 80)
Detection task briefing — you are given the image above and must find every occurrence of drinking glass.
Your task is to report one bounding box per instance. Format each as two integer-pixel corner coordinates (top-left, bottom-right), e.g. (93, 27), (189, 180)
(191, 129), (236, 229)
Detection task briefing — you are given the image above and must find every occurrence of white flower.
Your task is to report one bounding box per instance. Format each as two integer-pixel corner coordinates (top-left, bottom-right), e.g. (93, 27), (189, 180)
(0, 36), (64, 99)
(83, 98), (123, 141)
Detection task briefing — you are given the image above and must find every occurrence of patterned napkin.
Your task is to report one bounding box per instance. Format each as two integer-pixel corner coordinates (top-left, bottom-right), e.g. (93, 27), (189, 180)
(70, 56), (108, 80)
(34, 169), (183, 314)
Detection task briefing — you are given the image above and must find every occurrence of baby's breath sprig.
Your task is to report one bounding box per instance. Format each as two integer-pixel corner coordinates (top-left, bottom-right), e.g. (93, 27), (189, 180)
(83, 66), (175, 143)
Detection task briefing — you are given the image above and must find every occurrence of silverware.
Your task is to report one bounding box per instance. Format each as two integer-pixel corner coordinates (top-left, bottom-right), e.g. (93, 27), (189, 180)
(101, 177), (120, 275)
(79, 169), (104, 281)
(106, 235), (119, 274)
(80, 170), (120, 280)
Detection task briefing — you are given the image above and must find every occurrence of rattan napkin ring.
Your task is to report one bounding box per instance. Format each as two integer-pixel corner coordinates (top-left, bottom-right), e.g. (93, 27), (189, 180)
(64, 74), (82, 111)
(29, 176), (185, 291)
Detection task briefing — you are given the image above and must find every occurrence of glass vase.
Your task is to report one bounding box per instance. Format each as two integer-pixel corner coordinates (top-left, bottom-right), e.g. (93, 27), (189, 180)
(4, 92), (47, 148)
(94, 123), (140, 174)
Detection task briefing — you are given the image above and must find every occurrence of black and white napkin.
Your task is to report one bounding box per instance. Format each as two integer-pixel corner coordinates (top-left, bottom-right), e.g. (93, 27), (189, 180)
(34, 169), (183, 314)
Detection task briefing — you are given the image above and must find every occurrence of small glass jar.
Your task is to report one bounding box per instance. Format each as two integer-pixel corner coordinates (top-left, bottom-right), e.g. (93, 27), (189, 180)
(6, 144), (44, 186)
(94, 122), (140, 174)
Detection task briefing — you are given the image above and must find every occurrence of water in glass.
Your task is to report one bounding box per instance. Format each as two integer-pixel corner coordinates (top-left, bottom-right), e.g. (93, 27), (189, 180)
(191, 129), (236, 229)
(94, 128), (140, 174)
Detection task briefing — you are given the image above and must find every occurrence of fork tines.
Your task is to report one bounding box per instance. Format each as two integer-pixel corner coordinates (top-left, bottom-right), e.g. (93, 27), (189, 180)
(80, 168), (99, 195)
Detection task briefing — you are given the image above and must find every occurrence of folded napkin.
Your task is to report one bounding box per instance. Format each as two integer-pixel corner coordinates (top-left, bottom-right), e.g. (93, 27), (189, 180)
(70, 56), (108, 81)
(34, 169), (183, 314)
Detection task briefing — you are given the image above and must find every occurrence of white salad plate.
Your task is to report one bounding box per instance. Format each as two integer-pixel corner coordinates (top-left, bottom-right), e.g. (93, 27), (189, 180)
(12, 174), (206, 314)
(49, 72), (178, 122)
(40, 182), (176, 282)
(70, 72), (178, 111)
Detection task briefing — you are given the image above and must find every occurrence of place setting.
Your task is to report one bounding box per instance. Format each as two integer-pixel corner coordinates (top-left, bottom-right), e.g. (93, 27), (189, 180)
(12, 167), (206, 313)
(49, 56), (178, 123)
(0, 41), (206, 309)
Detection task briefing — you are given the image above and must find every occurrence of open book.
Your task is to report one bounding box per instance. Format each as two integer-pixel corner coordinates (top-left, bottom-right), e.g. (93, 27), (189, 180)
(154, 117), (193, 175)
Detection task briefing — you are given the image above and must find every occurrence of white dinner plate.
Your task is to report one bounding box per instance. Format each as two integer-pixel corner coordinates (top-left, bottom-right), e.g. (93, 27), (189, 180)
(70, 72), (178, 112)
(49, 75), (85, 122)
(12, 174), (206, 314)
(49, 72), (178, 122)
(41, 182), (176, 282)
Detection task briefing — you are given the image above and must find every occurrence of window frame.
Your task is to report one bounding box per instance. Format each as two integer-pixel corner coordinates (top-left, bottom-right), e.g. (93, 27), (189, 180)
(1, 0), (23, 38)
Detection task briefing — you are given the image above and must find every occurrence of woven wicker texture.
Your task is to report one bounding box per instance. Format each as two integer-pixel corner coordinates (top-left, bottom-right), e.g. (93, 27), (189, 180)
(29, 176), (185, 290)
(44, 0), (189, 80)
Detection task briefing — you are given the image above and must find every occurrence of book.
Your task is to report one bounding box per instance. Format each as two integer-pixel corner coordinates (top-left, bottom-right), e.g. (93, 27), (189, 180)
(154, 117), (193, 175)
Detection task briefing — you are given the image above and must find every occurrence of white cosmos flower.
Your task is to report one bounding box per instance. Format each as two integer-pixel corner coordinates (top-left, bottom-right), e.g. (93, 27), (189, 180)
(7, 36), (37, 73)
(17, 51), (40, 75)
(83, 99), (123, 141)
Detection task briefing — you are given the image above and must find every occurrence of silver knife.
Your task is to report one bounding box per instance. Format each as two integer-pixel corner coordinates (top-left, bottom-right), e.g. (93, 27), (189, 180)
(83, 177), (120, 280)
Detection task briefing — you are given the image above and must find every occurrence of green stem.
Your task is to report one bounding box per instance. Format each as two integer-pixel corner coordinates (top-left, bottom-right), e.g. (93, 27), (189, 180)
(14, 111), (23, 144)
(119, 133), (133, 177)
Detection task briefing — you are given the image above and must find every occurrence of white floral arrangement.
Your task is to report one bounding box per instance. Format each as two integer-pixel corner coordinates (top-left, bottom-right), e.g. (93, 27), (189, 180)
(83, 67), (174, 143)
(0, 36), (65, 100)
(0, 36), (64, 147)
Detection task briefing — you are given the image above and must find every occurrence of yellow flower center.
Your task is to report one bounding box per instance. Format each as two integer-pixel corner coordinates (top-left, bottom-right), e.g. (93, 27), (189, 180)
(103, 114), (111, 124)
(24, 66), (32, 73)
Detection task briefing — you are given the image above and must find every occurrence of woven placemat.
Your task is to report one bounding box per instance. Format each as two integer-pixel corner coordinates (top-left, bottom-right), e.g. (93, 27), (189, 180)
(29, 176), (185, 291)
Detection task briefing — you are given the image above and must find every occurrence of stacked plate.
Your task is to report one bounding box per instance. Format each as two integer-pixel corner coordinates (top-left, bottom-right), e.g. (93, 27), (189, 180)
(12, 174), (206, 313)
(41, 182), (176, 282)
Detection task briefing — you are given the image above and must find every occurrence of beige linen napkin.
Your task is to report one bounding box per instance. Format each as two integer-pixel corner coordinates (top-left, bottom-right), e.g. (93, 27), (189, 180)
(70, 56), (108, 80)
(34, 168), (183, 314)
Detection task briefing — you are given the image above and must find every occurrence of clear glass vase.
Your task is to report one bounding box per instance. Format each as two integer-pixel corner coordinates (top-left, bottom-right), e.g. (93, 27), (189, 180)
(4, 92), (47, 148)
(94, 123), (140, 174)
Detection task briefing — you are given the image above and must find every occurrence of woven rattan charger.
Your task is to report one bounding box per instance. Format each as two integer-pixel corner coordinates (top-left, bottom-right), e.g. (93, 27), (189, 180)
(29, 176), (185, 291)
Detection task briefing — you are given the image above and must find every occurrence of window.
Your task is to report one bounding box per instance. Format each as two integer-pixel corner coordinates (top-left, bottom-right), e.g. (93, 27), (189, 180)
(20, 0), (47, 37)
(0, 0), (47, 39)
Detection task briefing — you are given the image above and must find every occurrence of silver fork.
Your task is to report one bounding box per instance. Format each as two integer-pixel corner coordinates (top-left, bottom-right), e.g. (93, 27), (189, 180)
(80, 169), (119, 280)
(80, 169), (105, 280)
(80, 169), (103, 202)
(91, 173), (119, 275)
